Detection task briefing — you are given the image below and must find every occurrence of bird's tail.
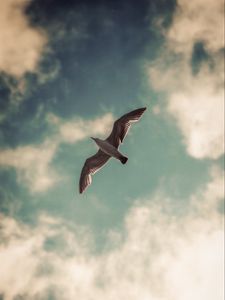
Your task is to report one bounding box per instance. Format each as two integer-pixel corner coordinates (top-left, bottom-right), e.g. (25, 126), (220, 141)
(120, 156), (128, 164)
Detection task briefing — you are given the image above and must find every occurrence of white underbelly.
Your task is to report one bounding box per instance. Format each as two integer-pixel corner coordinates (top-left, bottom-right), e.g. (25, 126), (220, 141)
(97, 140), (122, 158)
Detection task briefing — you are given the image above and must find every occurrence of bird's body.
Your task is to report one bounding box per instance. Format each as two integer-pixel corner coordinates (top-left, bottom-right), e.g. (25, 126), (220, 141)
(79, 107), (146, 193)
(91, 138), (127, 163)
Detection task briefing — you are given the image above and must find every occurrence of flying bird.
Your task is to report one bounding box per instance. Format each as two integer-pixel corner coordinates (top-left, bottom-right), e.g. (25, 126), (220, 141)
(79, 107), (147, 193)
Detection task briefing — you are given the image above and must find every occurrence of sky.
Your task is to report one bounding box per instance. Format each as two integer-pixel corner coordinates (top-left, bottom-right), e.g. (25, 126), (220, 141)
(0, 0), (224, 299)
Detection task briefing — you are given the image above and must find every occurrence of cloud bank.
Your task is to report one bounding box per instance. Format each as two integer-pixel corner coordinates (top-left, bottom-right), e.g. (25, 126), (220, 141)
(0, 113), (113, 193)
(0, 167), (223, 300)
(148, 0), (224, 159)
(0, 0), (48, 78)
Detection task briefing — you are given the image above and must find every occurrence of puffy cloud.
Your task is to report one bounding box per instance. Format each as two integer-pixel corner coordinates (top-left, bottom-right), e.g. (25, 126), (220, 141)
(0, 167), (223, 299)
(0, 141), (58, 193)
(0, 0), (48, 78)
(167, 65), (224, 159)
(167, 0), (224, 55)
(47, 112), (113, 144)
(148, 0), (224, 159)
(0, 113), (113, 193)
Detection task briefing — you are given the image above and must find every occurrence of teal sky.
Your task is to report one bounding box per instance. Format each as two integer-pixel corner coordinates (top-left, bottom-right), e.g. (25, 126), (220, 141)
(0, 0), (224, 299)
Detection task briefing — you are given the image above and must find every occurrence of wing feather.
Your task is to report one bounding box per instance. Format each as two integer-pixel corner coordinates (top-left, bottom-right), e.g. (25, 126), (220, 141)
(106, 107), (146, 148)
(79, 150), (110, 194)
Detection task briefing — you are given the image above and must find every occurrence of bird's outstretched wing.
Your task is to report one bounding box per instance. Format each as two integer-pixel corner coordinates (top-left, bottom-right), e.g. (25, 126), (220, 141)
(106, 107), (146, 148)
(79, 150), (110, 194)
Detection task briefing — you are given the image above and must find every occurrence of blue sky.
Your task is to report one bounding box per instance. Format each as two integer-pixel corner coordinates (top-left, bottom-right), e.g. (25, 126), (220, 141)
(0, 0), (224, 299)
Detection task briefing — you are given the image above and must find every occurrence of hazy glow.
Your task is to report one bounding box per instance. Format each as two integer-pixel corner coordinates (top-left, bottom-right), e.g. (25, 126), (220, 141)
(0, 1), (223, 299)
(0, 168), (223, 299)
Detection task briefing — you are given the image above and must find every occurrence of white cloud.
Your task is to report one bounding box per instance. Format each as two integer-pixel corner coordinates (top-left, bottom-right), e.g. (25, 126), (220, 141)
(47, 112), (114, 144)
(0, 167), (223, 300)
(148, 0), (224, 159)
(0, 141), (59, 193)
(166, 0), (224, 55)
(0, 113), (114, 193)
(0, 0), (48, 78)
(167, 66), (224, 159)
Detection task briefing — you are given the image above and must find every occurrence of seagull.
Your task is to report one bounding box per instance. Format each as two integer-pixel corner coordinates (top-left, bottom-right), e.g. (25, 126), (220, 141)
(79, 107), (147, 193)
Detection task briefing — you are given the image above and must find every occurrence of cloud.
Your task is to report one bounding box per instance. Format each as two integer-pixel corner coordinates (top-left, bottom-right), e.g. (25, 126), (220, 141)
(0, 0), (60, 107)
(47, 112), (114, 144)
(148, 0), (224, 159)
(166, 0), (224, 55)
(166, 64), (224, 159)
(0, 167), (223, 300)
(0, 141), (58, 193)
(0, 0), (48, 78)
(0, 113), (114, 193)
